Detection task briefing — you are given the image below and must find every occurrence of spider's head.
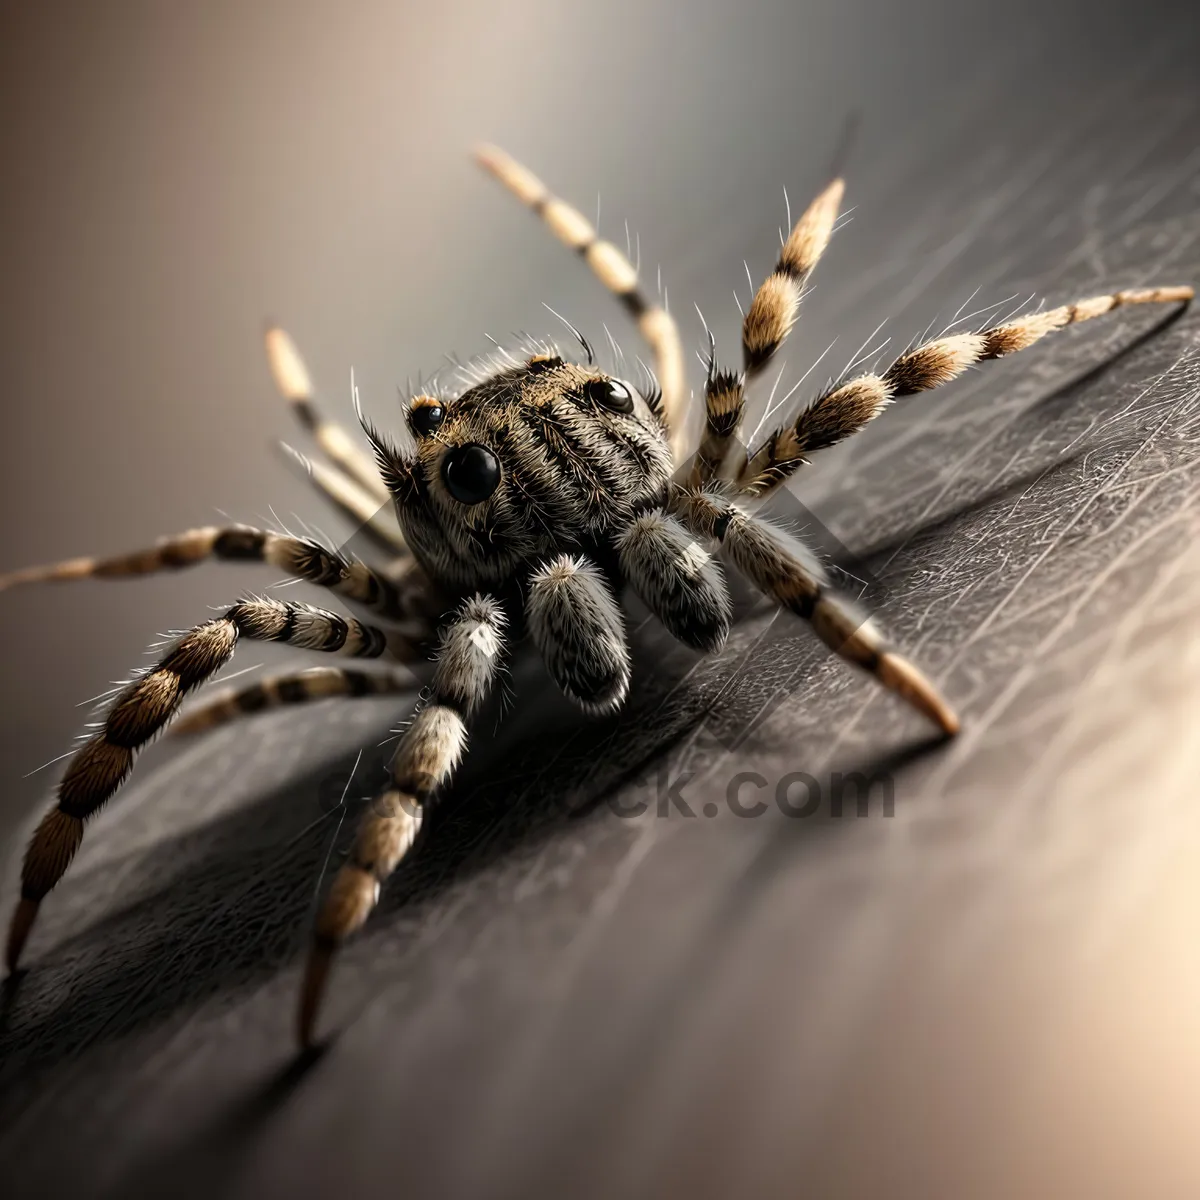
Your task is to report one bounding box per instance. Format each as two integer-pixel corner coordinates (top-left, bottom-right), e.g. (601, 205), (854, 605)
(372, 350), (673, 589)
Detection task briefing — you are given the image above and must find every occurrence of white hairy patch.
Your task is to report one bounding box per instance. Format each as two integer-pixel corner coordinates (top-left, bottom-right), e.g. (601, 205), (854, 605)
(678, 539), (712, 579)
(434, 595), (506, 714)
(468, 622), (501, 656)
(927, 332), (988, 382)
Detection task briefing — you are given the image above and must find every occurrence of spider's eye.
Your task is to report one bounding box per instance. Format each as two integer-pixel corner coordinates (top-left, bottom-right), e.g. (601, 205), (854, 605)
(442, 443), (501, 505)
(410, 402), (445, 436)
(583, 378), (635, 414)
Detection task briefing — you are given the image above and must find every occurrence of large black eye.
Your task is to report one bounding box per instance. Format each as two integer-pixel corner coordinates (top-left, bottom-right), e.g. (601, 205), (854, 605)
(410, 401), (444, 436)
(442, 443), (501, 505)
(583, 378), (635, 414)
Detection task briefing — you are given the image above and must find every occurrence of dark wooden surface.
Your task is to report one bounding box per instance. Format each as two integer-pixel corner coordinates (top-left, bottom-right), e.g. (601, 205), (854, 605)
(2, 2), (1200, 1197)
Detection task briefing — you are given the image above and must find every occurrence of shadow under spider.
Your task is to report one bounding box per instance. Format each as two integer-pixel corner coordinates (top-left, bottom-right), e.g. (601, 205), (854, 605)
(0, 461), (1074, 1094)
(1029, 299), (1192, 414)
(0, 633), (732, 1092)
(100, 1047), (329, 1200)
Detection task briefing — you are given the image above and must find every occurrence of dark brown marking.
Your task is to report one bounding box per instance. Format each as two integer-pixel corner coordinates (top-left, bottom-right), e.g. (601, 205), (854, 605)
(214, 529), (268, 560)
(237, 683), (270, 713)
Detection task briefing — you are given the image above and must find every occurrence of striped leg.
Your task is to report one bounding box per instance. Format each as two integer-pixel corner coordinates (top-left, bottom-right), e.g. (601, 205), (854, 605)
(525, 553), (631, 715)
(671, 487), (959, 735)
(173, 665), (418, 735)
(616, 508), (732, 652)
(0, 525), (433, 634)
(473, 145), (688, 461)
(739, 284), (1194, 496)
(692, 178), (844, 486)
(6, 598), (395, 972)
(264, 326), (396, 512)
(298, 594), (506, 1046)
(278, 441), (408, 556)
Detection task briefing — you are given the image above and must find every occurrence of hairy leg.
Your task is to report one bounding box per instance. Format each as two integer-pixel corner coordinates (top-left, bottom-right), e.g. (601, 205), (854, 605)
(298, 594), (507, 1046)
(615, 508), (732, 651)
(172, 665), (419, 734)
(739, 285), (1194, 495)
(474, 146), (688, 461)
(278, 441), (408, 555)
(0, 524), (433, 632)
(525, 552), (631, 714)
(671, 487), (958, 735)
(264, 325), (394, 508)
(693, 178), (844, 485)
(7, 597), (398, 970)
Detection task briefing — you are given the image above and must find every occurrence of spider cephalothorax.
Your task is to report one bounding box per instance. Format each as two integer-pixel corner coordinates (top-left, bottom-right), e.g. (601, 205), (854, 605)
(1, 143), (1191, 1049)
(379, 357), (674, 592)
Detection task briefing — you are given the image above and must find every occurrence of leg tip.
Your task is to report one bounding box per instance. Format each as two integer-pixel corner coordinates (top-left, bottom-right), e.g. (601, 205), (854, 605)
(296, 940), (335, 1051)
(934, 706), (961, 738)
(820, 176), (846, 209)
(472, 142), (504, 171)
(6, 897), (40, 973)
(264, 325), (313, 402)
(877, 652), (960, 737)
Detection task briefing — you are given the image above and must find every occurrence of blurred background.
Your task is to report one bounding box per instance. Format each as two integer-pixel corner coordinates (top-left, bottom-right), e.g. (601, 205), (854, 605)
(2, 1), (1200, 1197)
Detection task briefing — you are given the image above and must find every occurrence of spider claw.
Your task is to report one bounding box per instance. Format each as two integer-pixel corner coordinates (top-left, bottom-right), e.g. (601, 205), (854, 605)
(876, 653), (960, 737)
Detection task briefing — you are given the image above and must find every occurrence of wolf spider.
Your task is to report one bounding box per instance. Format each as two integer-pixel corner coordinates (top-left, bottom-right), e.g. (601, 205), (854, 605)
(2, 144), (1191, 1047)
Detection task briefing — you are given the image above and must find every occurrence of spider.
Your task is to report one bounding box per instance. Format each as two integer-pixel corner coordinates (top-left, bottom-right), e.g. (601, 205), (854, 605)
(2, 145), (1191, 1048)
